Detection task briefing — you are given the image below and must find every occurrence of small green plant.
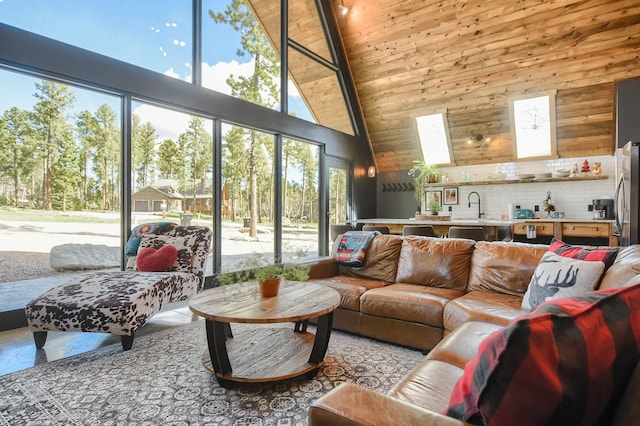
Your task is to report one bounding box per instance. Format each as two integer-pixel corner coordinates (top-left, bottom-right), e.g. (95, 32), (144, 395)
(215, 252), (310, 286)
(428, 200), (441, 214)
(408, 160), (441, 201)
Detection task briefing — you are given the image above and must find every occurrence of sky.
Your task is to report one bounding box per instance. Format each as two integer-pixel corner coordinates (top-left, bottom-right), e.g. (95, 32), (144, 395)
(0, 0), (313, 141)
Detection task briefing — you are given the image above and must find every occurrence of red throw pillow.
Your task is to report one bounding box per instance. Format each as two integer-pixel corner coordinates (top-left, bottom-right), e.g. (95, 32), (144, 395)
(136, 245), (178, 272)
(549, 238), (619, 270)
(444, 284), (640, 426)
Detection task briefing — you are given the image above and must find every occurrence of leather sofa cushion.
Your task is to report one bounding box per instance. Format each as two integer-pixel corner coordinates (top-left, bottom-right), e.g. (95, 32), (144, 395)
(338, 234), (403, 283)
(308, 275), (387, 311)
(599, 245), (640, 290)
(443, 290), (528, 332)
(468, 241), (548, 296)
(426, 321), (503, 369)
(361, 283), (463, 327)
(388, 359), (464, 414)
(395, 237), (475, 291)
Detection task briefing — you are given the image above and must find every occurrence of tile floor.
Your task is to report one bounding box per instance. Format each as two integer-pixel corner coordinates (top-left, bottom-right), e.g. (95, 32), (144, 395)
(0, 301), (201, 376)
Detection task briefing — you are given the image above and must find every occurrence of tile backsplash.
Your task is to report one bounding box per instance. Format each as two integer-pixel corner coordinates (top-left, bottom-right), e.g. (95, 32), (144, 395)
(377, 155), (617, 221)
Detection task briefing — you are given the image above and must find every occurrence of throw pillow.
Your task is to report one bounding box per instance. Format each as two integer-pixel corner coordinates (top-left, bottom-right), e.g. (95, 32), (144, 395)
(444, 284), (640, 426)
(136, 234), (197, 273)
(136, 245), (178, 272)
(550, 238), (619, 270)
(521, 251), (605, 310)
(125, 222), (177, 257)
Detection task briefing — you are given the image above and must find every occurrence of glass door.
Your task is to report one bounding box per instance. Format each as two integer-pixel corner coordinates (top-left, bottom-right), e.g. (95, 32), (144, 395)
(325, 156), (352, 253)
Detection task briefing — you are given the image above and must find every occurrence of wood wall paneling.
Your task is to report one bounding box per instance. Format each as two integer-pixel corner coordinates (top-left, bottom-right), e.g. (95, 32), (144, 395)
(333, 0), (640, 172)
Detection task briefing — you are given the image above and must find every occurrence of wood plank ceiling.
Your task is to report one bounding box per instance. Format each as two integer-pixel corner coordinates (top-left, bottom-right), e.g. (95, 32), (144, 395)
(333, 0), (640, 172)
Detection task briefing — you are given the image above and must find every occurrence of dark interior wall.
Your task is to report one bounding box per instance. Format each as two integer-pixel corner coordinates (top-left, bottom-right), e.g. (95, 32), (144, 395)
(352, 160), (377, 220)
(374, 170), (417, 219)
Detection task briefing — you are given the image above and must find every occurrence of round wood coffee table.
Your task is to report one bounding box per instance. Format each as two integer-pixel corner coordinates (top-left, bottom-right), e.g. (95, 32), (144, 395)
(189, 280), (340, 388)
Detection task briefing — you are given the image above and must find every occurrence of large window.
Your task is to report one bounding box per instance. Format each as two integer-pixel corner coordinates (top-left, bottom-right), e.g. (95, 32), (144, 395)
(131, 102), (214, 274)
(202, 0), (281, 111)
(0, 1), (193, 82)
(0, 0), (362, 296)
(220, 123), (276, 271)
(0, 69), (122, 283)
(282, 138), (319, 261)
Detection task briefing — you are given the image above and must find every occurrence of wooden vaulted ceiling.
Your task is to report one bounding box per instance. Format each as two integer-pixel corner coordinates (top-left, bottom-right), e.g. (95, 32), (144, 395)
(251, 1), (640, 173)
(334, 0), (640, 172)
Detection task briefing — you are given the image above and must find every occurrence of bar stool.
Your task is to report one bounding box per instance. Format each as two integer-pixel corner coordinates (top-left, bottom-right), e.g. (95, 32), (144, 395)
(448, 226), (486, 241)
(362, 225), (390, 234)
(402, 225), (436, 237)
(330, 224), (353, 241)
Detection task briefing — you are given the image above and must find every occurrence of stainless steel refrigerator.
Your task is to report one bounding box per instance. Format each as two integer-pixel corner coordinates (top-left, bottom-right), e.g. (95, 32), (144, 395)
(615, 141), (640, 245)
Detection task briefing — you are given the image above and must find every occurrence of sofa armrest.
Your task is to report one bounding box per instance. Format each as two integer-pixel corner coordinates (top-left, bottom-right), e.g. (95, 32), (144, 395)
(309, 383), (469, 426)
(307, 256), (339, 279)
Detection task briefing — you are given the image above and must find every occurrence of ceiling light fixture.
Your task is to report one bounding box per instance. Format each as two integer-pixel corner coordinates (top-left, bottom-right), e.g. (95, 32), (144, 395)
(338, 0), (349, 16)
(468, 134), (491, 144)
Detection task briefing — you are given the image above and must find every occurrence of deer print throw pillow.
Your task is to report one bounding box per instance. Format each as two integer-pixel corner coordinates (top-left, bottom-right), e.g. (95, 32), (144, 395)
(522, 251), (605, 309)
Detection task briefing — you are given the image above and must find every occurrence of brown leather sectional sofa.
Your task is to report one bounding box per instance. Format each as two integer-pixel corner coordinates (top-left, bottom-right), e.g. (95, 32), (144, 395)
(307, 235), (640, 425)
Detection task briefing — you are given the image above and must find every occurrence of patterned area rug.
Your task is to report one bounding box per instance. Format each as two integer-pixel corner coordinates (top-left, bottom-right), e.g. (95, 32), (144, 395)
(0, 321), (424, 425)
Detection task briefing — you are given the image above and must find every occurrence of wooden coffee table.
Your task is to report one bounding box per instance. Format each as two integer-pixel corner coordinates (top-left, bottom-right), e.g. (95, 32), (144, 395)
(189, 280), (340, 387)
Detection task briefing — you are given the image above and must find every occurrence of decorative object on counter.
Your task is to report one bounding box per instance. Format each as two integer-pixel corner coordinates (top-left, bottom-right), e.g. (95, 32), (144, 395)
(572, 162), (579, 176)
(550, 211), (565, 218)
(535, 172), (552, 179)
(517, 173), (535, 179)
(425, 190), (442, 214)
(552, 168), (571, 178)
(408, 160), (441, 193)
(443, 187), (458, 205)
(543, 191), (555, 217)
(514, 208), (534, 219)
(581, 159), (590, 173)
(592, 161), (602, 176)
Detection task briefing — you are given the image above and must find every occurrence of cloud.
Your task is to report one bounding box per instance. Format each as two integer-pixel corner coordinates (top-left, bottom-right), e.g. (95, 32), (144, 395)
(132, 101), (194, 141)
(202, 59), (254, 96)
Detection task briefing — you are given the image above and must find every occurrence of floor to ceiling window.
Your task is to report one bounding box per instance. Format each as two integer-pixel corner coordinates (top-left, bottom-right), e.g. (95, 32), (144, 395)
(282, 137), (320, 261)
(130, 102), (214, 275)
(0, 69), (122, 283)
(220, 123), (276, 271)
(0, 0), (364, 297)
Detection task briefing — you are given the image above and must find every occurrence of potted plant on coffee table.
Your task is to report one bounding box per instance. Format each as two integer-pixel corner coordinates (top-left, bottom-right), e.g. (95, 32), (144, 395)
(216, 252), (310, 297)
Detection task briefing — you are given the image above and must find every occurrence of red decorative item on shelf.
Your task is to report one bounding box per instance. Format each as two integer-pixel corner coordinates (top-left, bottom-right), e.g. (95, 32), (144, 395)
(581, 159), (590, 173)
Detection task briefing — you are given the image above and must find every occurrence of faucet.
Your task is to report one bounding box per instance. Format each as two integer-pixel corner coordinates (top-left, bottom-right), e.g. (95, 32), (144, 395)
(468, 191), (483, 219)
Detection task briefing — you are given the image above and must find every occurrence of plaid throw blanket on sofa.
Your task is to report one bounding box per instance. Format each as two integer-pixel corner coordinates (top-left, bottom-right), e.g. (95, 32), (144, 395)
(335, 231), (380, 267)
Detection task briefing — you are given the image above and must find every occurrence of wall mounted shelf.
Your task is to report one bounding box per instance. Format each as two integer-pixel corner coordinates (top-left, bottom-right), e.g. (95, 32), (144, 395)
(423, 174), (609, 188)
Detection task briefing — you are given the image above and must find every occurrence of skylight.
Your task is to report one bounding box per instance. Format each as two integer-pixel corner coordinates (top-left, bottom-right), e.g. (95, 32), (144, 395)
(510, 93), (557, 159)
(415, 113), (452, 165)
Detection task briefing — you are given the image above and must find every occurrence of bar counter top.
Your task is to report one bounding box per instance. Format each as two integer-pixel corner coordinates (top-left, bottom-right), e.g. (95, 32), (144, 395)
(353, 217), (615, 226)
(352, 217), (617, 245)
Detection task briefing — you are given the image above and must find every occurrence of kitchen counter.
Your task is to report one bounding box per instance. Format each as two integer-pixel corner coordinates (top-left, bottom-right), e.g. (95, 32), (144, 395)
(352, 217), (617, 246)
(354, 217), (615, 226)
